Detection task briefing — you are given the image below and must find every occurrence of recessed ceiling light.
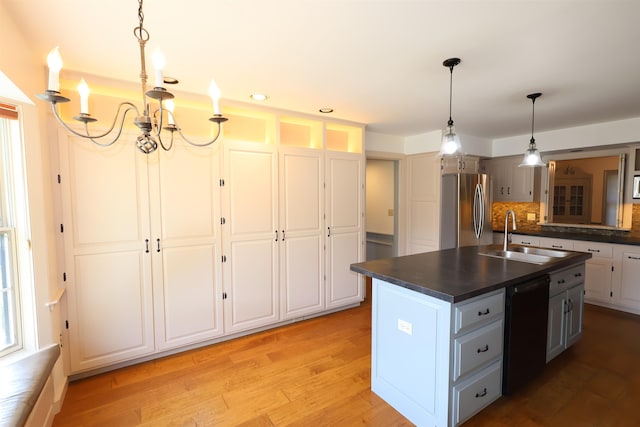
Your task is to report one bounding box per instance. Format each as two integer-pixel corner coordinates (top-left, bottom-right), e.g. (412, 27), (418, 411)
(250, 93), (268, 101)
(319, 107), (334, 114)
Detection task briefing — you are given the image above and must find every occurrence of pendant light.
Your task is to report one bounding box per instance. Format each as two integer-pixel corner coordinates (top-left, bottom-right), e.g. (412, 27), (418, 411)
(439, 57), (462, 157)
(519, 92), (545, 167)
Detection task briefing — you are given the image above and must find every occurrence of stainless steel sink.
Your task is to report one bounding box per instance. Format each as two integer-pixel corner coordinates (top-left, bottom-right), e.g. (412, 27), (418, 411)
(508, 246), (571, 258)
(479, 249), (554, 264)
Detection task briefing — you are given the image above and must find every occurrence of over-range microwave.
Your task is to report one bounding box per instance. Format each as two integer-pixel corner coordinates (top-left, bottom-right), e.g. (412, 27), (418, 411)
(634, 175), (640, 199)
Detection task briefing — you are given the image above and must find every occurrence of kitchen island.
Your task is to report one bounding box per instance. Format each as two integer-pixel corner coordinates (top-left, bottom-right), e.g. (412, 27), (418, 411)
(351, 245), (591, 426)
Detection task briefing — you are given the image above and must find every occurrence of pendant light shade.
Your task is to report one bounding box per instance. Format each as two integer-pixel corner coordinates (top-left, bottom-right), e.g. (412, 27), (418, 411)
(439, 57), (462, 157)
(519, 92), (545, 167)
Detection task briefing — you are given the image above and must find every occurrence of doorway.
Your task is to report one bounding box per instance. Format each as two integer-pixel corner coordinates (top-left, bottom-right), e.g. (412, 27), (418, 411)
(603, 169), (618, 226)
(365, 159), (398, 261)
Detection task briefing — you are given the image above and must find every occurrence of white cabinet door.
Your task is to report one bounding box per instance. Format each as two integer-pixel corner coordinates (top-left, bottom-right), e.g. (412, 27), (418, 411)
(279, 148), (324, 318)
(59, 131), (155, 373)
(326, 152), (363, 308)
(510, 162), (535, 201)
(486, 157), (537, 202)
(617, 248), (640, 310)
(565, 284), (584, 347)
(583, 258), (613, 303)
(546, 292), (566, 362)
(222, 142), (279, 333)
(149, 141), (223, 350)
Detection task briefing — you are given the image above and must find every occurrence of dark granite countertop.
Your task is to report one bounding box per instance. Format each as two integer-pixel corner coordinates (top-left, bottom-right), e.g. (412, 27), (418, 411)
(350, 245), (591, 303)
(493, 228), (640, 246)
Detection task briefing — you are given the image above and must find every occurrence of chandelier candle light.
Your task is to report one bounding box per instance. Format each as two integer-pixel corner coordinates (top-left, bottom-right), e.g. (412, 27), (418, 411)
(36, 0), (228, 154)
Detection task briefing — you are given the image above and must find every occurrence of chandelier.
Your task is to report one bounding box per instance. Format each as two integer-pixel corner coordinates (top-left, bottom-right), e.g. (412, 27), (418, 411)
(36, 0), (228, 154)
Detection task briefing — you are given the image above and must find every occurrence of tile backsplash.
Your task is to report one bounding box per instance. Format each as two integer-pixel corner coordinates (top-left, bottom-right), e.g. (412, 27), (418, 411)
(491, 202), (640, 239)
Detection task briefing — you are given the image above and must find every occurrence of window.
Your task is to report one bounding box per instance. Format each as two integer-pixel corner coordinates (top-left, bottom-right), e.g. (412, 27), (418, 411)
(0, 103), (23, 356)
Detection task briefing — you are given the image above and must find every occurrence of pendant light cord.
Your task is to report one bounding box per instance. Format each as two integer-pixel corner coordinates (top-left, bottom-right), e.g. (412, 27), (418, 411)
(448, 64), (454, 126)
(530, 96), (536, 144)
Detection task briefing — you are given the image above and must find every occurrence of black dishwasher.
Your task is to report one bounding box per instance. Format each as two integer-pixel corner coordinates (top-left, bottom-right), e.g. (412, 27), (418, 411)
(502, 275), (550, 395)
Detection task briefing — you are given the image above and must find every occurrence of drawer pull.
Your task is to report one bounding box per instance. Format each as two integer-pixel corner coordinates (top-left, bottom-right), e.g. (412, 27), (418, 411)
(478, 308), (490, 316)
(552, 245), (562, 248)
(588, 248), (601, 253)
(475, 388), (488, 398)
(521, 241), (531, 245)
(477, 345), (489, 353)
(628, 256), (640, 260)
(557, 279), (565, 284)
(574, 272), (582, 277)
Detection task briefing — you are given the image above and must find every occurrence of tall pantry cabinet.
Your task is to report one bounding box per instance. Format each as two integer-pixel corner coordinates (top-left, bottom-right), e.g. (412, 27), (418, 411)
(57, 107), (364, 375)
(58, 129), (224, 373)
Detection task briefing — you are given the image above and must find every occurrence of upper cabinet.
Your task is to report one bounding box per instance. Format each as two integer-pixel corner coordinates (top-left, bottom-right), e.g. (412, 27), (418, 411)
(485, 156), (541, 202)
(441, 155), (479, 175)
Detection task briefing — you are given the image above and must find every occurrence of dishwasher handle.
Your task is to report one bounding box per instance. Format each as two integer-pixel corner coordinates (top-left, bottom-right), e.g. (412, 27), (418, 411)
(512, 276), (550, 294)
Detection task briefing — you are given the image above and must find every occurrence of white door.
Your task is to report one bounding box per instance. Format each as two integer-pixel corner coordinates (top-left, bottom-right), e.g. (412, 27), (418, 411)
(222, 142), (279, 333)
(59, 130), (155, 373)
(279, 147), (324, 318)
(326, 152), (363, 308)
(406, 153), (441, 253)
(149, 140), (224, 350)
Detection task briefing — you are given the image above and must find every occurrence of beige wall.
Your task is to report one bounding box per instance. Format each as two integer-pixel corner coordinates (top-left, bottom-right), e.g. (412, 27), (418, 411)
(365, 159), (395, 235)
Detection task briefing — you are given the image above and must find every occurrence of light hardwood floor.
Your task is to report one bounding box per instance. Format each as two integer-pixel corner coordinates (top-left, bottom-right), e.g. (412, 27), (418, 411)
(53, 290), (640, 426)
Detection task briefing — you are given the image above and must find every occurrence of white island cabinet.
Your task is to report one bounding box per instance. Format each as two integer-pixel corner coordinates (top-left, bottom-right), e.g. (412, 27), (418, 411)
(372, 279), (504, 426)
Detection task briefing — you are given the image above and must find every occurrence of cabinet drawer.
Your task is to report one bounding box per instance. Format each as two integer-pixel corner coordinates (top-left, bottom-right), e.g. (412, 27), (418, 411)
(573, 241), (613, 259)
(454, 291), (504, 335)
(452, 360), (502, 425)
(511, 235), (540, 246)
(538, 237), (574, 250)
(453, 320), (503, 381)
(549, 264), (585, 296)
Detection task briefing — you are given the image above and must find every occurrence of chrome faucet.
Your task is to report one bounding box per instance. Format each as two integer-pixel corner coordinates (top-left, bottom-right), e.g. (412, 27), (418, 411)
(503, 210), (517, 251)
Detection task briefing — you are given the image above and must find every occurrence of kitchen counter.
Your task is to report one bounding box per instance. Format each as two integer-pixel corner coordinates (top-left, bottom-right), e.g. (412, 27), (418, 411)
(350, 244), (591, 303)
(355, 246), (590, 426)
(493, 228), (640, 246)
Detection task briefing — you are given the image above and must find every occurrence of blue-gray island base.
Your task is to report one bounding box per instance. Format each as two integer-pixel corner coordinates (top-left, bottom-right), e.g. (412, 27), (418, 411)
(351, 245), (590, 426)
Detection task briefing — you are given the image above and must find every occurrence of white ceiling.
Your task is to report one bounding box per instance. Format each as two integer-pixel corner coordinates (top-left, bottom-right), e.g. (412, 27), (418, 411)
(5, 0), (640, 141)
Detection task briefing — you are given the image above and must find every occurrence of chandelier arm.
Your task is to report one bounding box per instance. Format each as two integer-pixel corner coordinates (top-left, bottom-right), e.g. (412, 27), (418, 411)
(50, 101), (141, 141)
(157, 129), (174, 151)
(173, 120), (223, 147)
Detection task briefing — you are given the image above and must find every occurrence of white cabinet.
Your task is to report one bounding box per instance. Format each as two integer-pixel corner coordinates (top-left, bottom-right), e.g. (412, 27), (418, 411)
(538, 237), (574, 251)
(485, 157), (539, 202)
(613, 246), (640, 310)
(59, 109), (364, 374)
(279, 148), (325, 319)
(546, 263), (585, 362)
(574, 241), (613, 304)
(222, 142), (280, 333)
(325, 151), (364, 308)
(511, 234), (540, 247)
(59, 131), (153, 373)
(149, 140), (224, 351)
(371, 279), (503, 426)
(441, 155), (479, 175)
(59, 130), (223, 372)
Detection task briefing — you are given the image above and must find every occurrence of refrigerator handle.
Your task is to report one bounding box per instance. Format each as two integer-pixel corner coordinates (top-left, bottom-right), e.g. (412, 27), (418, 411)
(474, 183), (484, 239)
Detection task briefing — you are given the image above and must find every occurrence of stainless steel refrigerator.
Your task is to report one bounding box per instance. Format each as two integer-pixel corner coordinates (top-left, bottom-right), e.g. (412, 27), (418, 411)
(440, 172), (493, 249)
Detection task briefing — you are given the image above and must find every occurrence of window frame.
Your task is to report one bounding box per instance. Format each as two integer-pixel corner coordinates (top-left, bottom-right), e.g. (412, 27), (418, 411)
(0, 105), (26, 358)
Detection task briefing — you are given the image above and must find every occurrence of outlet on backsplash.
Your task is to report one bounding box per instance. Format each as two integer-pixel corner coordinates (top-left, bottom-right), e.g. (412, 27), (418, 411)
(527, 213), (536, 221)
